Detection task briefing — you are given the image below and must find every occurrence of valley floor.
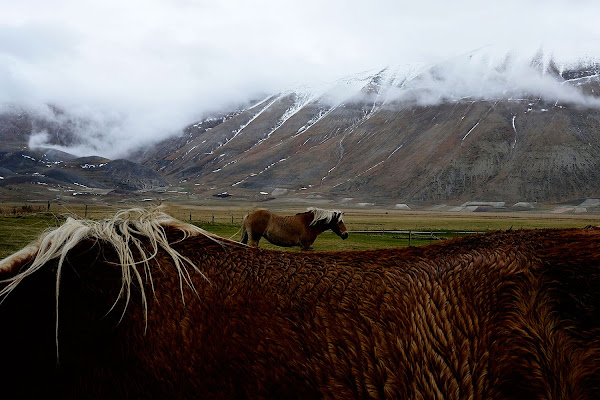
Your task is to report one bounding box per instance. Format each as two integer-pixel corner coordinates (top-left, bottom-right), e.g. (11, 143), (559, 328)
(2, 198), (600, 259)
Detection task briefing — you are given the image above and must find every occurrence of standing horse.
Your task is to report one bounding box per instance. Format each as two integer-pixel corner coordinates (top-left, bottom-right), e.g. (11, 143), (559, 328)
(1, 207), (600, 399)
(240, 207), (348, 250)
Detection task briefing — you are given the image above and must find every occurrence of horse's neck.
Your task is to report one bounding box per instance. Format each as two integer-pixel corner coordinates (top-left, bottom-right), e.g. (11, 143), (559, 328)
(302, 212), (331, 233)
(297, 212), (318, 228)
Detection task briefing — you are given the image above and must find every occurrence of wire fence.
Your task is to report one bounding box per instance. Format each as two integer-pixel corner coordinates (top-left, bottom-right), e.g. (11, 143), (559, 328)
(0, 205), (48, 216)
(349, 230), (481, 246)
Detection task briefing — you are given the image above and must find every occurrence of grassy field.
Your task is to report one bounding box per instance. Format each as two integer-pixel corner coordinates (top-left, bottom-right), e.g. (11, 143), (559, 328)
(2, 201), (600, 259)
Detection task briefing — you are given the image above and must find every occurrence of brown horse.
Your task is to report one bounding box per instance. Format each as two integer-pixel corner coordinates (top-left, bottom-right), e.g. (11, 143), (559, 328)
(1, 207), (600, 399)
(240, 207), (348, 250)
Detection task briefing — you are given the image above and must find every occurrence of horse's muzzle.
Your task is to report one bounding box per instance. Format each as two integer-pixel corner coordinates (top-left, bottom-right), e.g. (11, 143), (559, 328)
(341, 232), (349, 240)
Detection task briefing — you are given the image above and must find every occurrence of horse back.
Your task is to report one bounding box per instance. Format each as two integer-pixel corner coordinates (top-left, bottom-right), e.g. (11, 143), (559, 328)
(3, 222), (600, 399)
(244, 209), (272, 235)
(191, 227), (600, 399)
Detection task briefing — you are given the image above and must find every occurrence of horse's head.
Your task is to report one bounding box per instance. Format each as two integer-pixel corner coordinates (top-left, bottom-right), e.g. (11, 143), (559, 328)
(329, 212), (349, 240)
(308, 208), (349, 240)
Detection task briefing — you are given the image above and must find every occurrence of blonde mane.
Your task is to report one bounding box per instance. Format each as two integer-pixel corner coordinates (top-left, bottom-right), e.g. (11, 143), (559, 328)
(0, 207), (215, 360)
(307, 207), (343, 226)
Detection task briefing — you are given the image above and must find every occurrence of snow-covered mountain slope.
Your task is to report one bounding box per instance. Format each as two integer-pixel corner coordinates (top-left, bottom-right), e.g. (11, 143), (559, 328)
(139, 59), (600, 204)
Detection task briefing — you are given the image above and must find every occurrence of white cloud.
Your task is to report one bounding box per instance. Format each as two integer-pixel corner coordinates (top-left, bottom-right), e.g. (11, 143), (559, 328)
(2, 0), (600, 157)
(382, 49), (600, 107)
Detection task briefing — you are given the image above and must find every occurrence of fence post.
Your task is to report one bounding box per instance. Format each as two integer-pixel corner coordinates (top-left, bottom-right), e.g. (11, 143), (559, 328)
(408, 230), (412, 246)
(231, 215), (234, 224)
(85, 205), (88, 218)
(212, 214), (214, 223)
(189, 210), (192, 221)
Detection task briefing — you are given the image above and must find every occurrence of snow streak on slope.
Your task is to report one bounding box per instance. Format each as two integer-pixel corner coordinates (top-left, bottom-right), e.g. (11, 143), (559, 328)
(244, 95), (275, 112)
(563, 73), (600, 85)
(231, 157), (288, 187)
(462, 122), (480, 141)
(292, 106), (336, 138)
(332, 160), (384, 189)
(511, 115), (518, 149)
(462, 101), (498, 141)
(387, 144), (403, 159)
(226, 95), (282, 144)
(250, 91), (314, 149)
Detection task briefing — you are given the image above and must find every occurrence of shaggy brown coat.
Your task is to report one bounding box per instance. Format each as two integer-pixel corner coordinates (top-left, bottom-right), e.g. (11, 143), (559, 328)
(1, 217), (600, 399)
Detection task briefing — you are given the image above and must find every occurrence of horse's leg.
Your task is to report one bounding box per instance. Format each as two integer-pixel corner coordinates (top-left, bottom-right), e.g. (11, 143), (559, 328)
(241, 225), (248, 244)
(246, 228), (261, 247)
(248, 234), (261, 247)
(300, 240), (313, 251)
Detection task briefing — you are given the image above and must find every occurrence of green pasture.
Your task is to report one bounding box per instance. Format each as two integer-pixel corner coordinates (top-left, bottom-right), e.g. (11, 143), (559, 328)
(191, 222), (469, 251)
(2, 203), (600, 259)
(0, 213), (65, 259)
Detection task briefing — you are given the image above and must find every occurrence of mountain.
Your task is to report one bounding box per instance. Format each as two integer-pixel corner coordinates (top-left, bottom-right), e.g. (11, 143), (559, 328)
(138, 60), (600, 206)
(0, 149), (169, 203)
(2, 55), (600, 208)
(0, 107), (170, 201)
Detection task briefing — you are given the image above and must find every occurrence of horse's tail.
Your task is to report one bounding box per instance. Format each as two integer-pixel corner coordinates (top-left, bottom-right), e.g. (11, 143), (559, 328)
(240, 215), (249, 244)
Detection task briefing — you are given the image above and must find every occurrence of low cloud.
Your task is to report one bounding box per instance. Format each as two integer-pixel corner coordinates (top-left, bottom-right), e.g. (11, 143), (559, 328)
(2, 0), (600, 157)
(384, 49), (600, 107)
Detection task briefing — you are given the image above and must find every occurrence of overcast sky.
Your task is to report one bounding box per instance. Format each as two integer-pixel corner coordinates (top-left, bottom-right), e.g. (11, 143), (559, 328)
(1, 0), (600, 157)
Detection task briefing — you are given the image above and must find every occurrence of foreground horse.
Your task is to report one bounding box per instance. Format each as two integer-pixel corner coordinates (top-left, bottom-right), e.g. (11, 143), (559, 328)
(1, 208), (600, 399)
(241, 207), (348, 250)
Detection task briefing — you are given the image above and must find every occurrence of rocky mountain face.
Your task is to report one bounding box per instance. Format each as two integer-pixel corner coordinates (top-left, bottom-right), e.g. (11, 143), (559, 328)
(139, 62), (600, 206)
